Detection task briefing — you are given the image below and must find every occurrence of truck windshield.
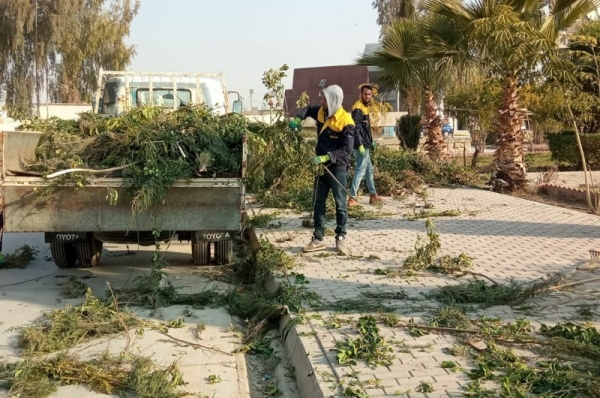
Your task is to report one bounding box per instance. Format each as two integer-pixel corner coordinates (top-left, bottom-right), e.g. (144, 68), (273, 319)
(135, 88), (192, 108)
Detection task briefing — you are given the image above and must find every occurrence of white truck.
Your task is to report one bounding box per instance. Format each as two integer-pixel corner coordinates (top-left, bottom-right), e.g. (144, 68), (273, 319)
(92, 68), (242, 116)
(0, 69), (246, 268)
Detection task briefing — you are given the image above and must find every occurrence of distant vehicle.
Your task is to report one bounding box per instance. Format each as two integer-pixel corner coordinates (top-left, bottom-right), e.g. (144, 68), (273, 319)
(92, 69), (243, 116)
(442, 123), (454, 136)
(420, 123), (454, 137)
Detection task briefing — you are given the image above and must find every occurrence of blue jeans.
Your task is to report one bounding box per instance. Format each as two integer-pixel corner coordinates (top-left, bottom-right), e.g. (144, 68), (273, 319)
(313, 171), (348, 241)
(350, 149), (376, 197)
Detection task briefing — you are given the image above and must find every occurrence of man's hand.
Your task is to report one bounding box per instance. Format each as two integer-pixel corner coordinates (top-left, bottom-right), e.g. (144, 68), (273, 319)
(371, 142), (376, 151)
(359, 145), (366, 155)
(312, 155), (330, 165)
(288, 117), (302, 131)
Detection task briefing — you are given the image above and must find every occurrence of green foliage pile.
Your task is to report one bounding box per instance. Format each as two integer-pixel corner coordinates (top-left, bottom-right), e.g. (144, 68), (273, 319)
(432, 273), (563, 307)
(15, 288), (143, 356)
(21, 107), (482, 214)
(335, 315), (394, 367)
(397, 115), (422, 149)
(372, 147), (482, 188)
(249, 132), (482, 211)
(546, 130), (600, 167)
(0, 244), (38, 269)
(19, 106), (249, 211)
(0, 354), (185, 398)
(403, 219), (473, 274)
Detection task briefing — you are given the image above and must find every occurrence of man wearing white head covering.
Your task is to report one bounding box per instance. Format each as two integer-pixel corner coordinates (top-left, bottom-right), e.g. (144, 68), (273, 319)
(298, 85), (355, 254)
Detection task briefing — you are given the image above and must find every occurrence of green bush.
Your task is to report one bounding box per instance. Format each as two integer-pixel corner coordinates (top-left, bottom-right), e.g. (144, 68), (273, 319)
(373, 147), (482, 187)
(546, 131), (600, 167)
(397, 115), (422, 150)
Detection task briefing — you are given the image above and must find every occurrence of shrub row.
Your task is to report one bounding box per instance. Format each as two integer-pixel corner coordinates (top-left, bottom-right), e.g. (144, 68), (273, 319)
(546, 131), (600, 167)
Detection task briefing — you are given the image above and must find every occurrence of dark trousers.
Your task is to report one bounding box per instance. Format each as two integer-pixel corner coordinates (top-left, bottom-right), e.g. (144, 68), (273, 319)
(313, 170), (348, 241)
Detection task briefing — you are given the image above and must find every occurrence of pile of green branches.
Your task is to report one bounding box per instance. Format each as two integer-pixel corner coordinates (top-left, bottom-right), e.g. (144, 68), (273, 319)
(0, 354), (185, 398)
(247, 129), (484, 211)
(19, 106), (249, 211)
(432, 272), (564, 307)
(20, 108), (483, 213)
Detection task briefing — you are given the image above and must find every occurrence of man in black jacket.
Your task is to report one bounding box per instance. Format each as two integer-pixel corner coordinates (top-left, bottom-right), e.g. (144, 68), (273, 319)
(291, 85), (355, 254)
(349, 84), (382, 206)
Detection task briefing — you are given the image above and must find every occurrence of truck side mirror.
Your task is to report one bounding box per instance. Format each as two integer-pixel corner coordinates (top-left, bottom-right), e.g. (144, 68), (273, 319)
(232, 100), (243, 114)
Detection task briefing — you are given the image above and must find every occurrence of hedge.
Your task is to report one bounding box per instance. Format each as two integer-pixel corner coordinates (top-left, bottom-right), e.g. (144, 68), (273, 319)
(397, 115), (421, 150)
(546, 131), (600, 167)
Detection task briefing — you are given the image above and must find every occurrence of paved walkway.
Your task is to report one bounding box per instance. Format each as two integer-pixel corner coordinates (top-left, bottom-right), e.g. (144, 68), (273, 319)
(0, 233), (250, 398)
(255, 188), (600, 397)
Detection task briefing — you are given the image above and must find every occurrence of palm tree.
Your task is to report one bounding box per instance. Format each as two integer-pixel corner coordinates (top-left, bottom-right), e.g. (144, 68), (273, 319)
(357, 18), (455, 160)
(423, 0), (600, 191)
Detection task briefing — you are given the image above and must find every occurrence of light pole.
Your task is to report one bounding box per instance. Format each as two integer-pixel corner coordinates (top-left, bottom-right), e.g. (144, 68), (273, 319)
(249, 89), (254, 110)
(35, 0), (40, 117)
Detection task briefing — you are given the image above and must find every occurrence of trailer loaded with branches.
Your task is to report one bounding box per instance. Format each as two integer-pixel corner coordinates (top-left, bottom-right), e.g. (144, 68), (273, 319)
(0, 106), (247, 268)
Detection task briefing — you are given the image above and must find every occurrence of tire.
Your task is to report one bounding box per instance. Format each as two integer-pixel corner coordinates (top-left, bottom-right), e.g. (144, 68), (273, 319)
(76, 236), (103, 268)
(191, 236), (211, 266)
(214, 240), (233, 265)
(50, 242), (78, 268)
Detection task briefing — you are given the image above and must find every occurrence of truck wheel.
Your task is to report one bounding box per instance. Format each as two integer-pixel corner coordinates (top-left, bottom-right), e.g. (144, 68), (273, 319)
(191, 236), (211, 266)
(50, 243), (78, 268)
(214, 240), (233, 265)
(76, 238), (103, 268)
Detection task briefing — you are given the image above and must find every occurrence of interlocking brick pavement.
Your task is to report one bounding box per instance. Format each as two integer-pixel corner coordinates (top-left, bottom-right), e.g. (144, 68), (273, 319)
(253, 188), (600, 397)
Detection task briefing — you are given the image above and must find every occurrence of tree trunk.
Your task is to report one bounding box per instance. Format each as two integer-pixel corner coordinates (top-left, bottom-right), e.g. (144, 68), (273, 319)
(492, 76), (526, 192)
(471, 148), (480, 168)
(422, 89), (447, 161)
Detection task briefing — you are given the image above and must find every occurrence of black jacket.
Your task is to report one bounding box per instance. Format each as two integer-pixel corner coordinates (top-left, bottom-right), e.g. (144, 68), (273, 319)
(351, 100), (372, 149)
(297, 105), (325, 133)
(297, 105), (355, 172)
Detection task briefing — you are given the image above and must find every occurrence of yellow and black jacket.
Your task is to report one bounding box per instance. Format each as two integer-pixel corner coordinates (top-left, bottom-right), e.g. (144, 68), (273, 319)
(351, 100), (372, 149)
(297, 105), (326, 133)
(297, 105), (355, 172)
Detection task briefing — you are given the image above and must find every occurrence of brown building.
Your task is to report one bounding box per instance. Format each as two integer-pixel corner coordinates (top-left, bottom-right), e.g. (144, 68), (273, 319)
(284, 53), (403, 117)
(284, 65), (371, 116)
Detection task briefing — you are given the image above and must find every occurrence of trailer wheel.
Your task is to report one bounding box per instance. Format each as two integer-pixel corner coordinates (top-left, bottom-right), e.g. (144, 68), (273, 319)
(76, 238), (103, 268)
(50, 243), (78, 268)
(214, 240), (233, 265)
(191, 236), (211, 266)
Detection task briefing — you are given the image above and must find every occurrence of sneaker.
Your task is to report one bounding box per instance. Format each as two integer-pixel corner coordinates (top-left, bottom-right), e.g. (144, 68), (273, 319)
(303, 238), (326, 253)
(348, 198), (359, 207)
(369, 194), (384, 205)
(336, 236), (347, 255)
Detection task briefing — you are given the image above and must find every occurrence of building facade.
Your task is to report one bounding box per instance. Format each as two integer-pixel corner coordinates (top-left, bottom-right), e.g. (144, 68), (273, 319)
(284, 44), (405, 116)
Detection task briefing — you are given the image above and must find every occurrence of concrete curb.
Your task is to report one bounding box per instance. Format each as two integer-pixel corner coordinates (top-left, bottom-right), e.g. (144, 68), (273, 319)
(243, 217), (325, 398)
(538, 182), (599, 205)
(235, 352), (252, 397)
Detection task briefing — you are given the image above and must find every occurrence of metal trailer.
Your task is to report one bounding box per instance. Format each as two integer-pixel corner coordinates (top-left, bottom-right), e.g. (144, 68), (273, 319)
(0, 130), (247, 268)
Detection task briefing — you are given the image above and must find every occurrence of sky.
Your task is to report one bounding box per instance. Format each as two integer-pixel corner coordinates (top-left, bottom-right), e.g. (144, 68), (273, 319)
(126, 0), (381, 109)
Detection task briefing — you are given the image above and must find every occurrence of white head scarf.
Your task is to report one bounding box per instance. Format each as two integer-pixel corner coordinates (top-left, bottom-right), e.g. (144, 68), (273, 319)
(322, 85), (344, 118)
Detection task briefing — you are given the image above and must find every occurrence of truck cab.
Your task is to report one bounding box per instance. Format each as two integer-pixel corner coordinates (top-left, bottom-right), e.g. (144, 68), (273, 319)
(93, 69), (242, 116)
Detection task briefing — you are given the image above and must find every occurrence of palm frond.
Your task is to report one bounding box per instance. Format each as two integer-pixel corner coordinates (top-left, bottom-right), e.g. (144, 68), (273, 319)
(543, 0), (600, 39)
